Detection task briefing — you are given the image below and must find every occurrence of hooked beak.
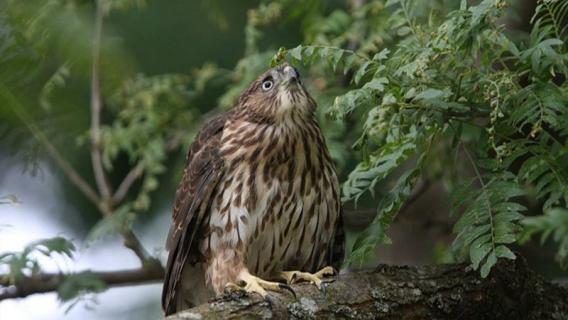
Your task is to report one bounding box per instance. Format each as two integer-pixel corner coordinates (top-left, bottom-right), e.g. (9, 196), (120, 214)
(281, 65), (300, 84)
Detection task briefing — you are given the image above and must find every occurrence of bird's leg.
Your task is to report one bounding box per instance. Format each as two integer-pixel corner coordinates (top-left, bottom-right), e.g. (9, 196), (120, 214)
(276, 266), (336, 290)
(224, 269), (296, 298)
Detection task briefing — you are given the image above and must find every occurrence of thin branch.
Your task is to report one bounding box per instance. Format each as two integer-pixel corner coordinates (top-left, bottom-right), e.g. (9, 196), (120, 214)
(90, 0), (112, 199)
(86, 2), (156, 266)
(92, 197), (157, 264)
(112, 163), (144, 204)
(112, 127), (189, 205)
(1, 88), (101, 207)
(0, 264), (164, 300)
(2, 86), (155, 266)
(344, 177), (433, 229)
(1, 3), (158, 271)
(399, 177), (431, 212)
(122, 229), (155, 263)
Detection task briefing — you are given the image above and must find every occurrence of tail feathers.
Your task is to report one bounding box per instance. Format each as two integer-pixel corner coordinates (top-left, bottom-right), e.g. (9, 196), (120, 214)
(164, 263), (211, 316)
(330, 210), (346, 271)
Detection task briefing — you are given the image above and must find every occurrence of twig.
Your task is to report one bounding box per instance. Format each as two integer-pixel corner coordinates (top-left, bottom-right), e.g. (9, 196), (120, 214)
(112, 163), (144, 204)
(122, 229), (155, 263)
(0, 88), (101, 207)
(91, 196), (158, 264)
(90, 0), (112, 199)
(111, 126), (190, 205)
(5, 8), (155, 271)
(4, 87), (156, 266)
(344, 177), (433, 229)
(85, 1), (157, 266)
(0, 264), (164, 300)
(399, 177), (431, 212)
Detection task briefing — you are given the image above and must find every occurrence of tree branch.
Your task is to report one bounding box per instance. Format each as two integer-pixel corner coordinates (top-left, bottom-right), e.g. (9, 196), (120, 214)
(168, 259), (568, 319)
(1, 88), (101, 206)
(112, 122), (189, 205)
(90, 0), (112, 200)
(112, 163), (144, 204)
(121, 229), (155, 263)
(2, 257), (566, 320)
(0, 264), (164, 300)
(2, 83), (157, 267)
(85, 2), (158, 267)
(2, 0), (161, 274)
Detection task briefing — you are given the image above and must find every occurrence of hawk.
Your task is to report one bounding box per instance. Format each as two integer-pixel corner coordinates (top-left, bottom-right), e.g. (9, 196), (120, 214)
(162, 63), (344, 315)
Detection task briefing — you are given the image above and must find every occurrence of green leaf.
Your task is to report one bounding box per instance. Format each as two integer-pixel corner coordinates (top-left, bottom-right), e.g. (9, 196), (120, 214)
(30, 237), (75, 259)
(363, 77), (388, 91)
(57, 272), (107, 302)
(414, 88), (452, 101)
(289, 45), (303, 61)
(494, 245), (516, 260)
(353, 61), (372, 85)
(480, 251), (497, 278)
(469, 237), (492, 270)
(453, 170), (525, 276)
(372, 48), (390, 61)
(0, 194), (19, 205)
(332, 50), (344, 71)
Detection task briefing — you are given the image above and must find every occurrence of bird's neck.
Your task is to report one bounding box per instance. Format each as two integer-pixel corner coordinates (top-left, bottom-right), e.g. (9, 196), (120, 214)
(220, 111), (320, 165)
(233, 89), (317, 126)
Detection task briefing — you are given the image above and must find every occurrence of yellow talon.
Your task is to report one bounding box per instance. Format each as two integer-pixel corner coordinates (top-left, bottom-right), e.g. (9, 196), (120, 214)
(224, 270), (296, 299)
(277, 266), (336, 290)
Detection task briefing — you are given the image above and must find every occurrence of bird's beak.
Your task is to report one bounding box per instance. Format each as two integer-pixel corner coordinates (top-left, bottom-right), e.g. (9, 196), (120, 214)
(282, 65), (299, 85)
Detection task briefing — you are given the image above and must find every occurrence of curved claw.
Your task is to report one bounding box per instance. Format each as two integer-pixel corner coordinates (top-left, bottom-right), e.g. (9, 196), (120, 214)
(278, 283), (297, 300)
(331, 267), (339, 277)
(320, 282), (328, 297)
(315, 266), (336, 278)
(278, 266), (337, 291)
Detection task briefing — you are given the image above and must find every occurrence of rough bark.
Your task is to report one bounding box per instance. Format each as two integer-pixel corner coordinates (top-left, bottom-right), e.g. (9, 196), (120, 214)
(167, 259), (568, 320)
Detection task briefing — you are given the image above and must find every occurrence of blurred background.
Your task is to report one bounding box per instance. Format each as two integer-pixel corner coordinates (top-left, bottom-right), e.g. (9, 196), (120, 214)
(0, 0), (566, 319)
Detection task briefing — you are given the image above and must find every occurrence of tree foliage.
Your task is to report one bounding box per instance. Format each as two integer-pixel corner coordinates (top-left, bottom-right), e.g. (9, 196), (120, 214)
(269, 0), (568, 275)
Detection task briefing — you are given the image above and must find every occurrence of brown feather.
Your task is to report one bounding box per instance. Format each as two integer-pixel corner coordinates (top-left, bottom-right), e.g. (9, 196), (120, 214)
(162, 112), (230, 315)
(162, 64), (344, 315)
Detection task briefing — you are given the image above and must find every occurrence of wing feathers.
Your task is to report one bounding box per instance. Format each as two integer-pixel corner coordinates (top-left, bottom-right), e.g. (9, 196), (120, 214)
(162, 113), (229, 315)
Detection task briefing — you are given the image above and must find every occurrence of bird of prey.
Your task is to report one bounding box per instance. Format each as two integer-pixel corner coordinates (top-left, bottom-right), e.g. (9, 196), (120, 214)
(162, 63), (344, 315)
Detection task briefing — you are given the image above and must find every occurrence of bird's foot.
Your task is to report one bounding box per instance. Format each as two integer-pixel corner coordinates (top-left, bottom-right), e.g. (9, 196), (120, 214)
(277, 266), (337, 291)
(224, 271), (296, 299)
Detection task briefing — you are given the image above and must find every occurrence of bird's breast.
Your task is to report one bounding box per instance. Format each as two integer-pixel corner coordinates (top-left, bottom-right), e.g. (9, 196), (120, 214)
(202, 119), (340, 277)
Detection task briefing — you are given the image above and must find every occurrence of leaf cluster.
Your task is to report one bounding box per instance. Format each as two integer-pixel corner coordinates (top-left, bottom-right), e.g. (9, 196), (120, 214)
(0, 237), (75, 284)
(270, 0), (568, 275)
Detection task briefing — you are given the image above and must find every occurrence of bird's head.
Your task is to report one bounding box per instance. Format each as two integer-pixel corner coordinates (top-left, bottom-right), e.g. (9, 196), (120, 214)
(236, 63), (316, 122)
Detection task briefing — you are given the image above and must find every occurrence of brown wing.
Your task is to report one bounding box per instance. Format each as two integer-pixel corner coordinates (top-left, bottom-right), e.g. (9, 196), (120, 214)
(162, 112), (230, 315)
(328, 209), (345, 271)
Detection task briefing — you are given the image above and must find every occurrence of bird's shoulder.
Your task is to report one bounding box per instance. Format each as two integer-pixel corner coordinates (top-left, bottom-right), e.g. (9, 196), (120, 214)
(185, 110), (234, 161)
(169, 110), (233, 235)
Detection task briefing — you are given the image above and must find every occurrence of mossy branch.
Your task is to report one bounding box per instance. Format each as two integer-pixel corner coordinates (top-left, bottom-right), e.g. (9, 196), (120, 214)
(168, 259), (568, 320)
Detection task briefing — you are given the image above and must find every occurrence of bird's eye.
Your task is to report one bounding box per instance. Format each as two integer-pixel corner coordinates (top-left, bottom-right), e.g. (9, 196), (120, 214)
(261, 79), (274, 91)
